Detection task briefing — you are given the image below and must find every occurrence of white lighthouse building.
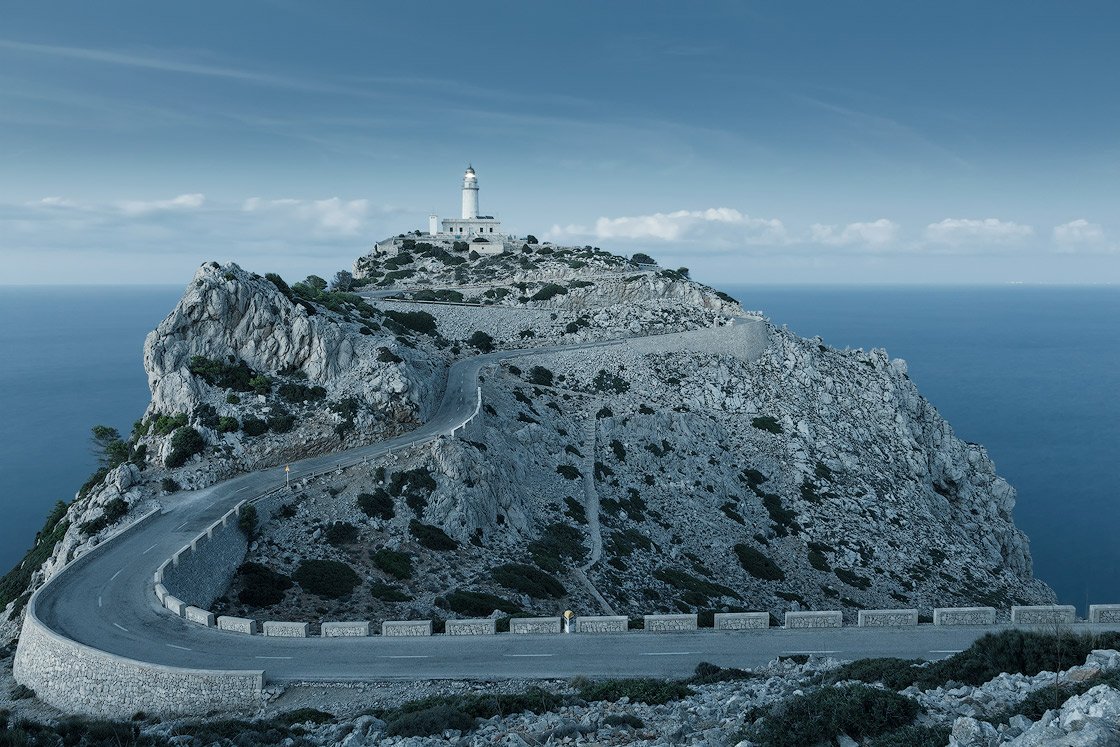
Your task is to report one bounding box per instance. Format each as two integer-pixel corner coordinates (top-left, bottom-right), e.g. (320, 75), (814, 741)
(377, 165), (509, 255)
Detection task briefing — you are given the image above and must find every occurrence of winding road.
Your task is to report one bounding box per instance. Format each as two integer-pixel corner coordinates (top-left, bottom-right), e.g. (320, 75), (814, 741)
(22, 318), (1120, 691)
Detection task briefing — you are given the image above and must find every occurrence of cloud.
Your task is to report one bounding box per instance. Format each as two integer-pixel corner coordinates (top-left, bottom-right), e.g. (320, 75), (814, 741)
(924, 218), (1033, 246)
(117, 193), (205, 215)
(1053, 219), (1104, 245)
(810, 218), (899, 247)
(243, 197), (370, 235)
(550, 207), (788, 246)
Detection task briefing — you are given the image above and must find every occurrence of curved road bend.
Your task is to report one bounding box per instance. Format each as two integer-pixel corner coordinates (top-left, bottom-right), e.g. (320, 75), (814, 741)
(31, 318), (1118, 683)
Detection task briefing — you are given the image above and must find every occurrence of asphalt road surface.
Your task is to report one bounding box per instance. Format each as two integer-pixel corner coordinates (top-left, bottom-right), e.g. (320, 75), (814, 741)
(28, 320), (1118, 684)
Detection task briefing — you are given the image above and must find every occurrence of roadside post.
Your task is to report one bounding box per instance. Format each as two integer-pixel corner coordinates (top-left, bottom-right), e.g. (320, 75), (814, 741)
(285, 464), (290, 488)
(563, 609), (574, 634)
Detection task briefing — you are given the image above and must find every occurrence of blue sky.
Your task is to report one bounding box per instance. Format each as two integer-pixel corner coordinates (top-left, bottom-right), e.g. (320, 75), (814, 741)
(1, 1), (1117, 285)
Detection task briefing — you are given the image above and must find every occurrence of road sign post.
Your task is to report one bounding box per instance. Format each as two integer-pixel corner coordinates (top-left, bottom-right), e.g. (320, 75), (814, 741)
(285, 464), (290, 488)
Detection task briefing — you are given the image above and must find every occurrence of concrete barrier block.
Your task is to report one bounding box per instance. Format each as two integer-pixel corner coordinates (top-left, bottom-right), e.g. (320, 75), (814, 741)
(1012, 605), (1077, 625)
(575, 616), (628, 634)
(163, 595), (186, 617)
(1089, 605), (1120, 624)
(171, 547), (188, 568)
(217, 616), (258, 634)
(263, 621), (309, 638)
(785, 611), (843, 629)
(858, 609), (919, 627)
(510, 617), (562, 635)
(644, 614), (698, 632)
(934, 607), (997, 626)
(185, 606), (216, 627)
(154, 583), (168, 604)
(445, 618), (496, 635)
(322, 621), (371, 637)
(382, 620), (433, 637)
(714, 612), (770, 630)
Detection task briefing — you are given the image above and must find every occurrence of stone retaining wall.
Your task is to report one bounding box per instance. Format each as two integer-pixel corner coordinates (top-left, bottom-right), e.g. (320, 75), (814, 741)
(714, 612), (770, 630)
(934, 607), (997, 625)
(1091, 605), (1120, 624)
(510, 617), (562, 635)
(786, 611), (843, 629)
(13, 510), (264, 719)
(445, 618), (496, 635)
(383, 620), (432, 636)
(160, 505), (249, 610)
(263, 621), (308, 638)
(644, 614), (698, 632)
(1011, 605), (1076, 625)
(575, 616), (628, 633)
(322, 622), (371, 637)
(858, 609), (919, 627)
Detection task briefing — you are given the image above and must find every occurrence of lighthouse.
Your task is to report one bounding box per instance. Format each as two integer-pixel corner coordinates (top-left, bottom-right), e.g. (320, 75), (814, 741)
(461, 165), (480, 219)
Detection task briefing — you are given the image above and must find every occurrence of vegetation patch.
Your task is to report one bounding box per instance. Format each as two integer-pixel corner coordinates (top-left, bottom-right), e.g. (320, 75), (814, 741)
(78, 497), (129, 535)
(577, 678), (693, 705)
(165, 426), (205, 468)
(654, 566), (741, 604)
(293, 559), (361, 598)
(357, 490), (394, 520)
(733, 544), (785, 581)
(383, 309), (438, 336)
(372, 548), (413, 580)
(834, 567), (872, 590)
(747, 684), (921, 746)
(556, 464), (582, 480)
(0, 502), (70, 616)
(750, 415), (783, 434)
(446, 589), (521, 616)
(491, 563), (566, 599)
(324, 521), (359, 546)
(369, 581), (412, 602)
(529, 522), (587, 572)
(235, 562), (293, 607)
(188, 355), (262, 392)
(409, 520), (457, 551)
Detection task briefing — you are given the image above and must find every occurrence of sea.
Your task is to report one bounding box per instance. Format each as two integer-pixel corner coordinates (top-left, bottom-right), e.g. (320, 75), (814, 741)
(0, 284), (1116, 612)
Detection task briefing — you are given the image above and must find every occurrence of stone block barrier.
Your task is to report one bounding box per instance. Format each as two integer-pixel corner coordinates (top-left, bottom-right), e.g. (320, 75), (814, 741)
(1011, 605), (1077, 625)
(263, 621), (309, 638)
(383, 620), (433, 637)
(1090, 605), (1120, 624)
(217, 616), (257, 634)
(154, 583), (169, 605)
(785, 611), (843, 629)
(322, 621), (371, 637)
(645, 614), (698, 632)
(934, 607), (997, 625)
(445, 618), (496, 635)
(714, 612), (770, 630)
(184, 606), (216, 628)
(575, 616), (628, 634)
(163, 595), (186, 617)
(858, 609), (918, 627)
(510, 617), (562, 634)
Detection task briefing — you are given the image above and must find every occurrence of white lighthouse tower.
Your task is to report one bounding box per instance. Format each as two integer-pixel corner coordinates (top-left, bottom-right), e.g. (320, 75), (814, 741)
(461, 164), (480, 219)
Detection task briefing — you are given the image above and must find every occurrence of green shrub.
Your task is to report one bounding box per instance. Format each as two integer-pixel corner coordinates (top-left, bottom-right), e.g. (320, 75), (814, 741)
(808, 542), (832, 571)
(491, 563), (566, 599)
(409, 520), (457, 550)
(467, 330), (494, 352)
(165, 426), (205, 468)
(384, 704), (474, 737)
(749, 684), (921, 746)
(835, 567), (872, 590)
(324, 521), (358, 546)
(236, 562), (293, 607)
(531, 283), (568, 302)
(188, 356), (261, 392)
(446, 589), (521, 616)
(733, 544), (785, 581)
(751, 415), (783, 434)
(528, 522), (587, 572)
(578, 678), (692, 705)
(369, 581), (412, 602)
(760, 492), (801, 536)
(556, 464), (581, 480)
(160, 477), (180, 493)
(689, 661), (757, 685)
(293, 559), (361, 598)
(373, 548), (413, 580)
(277, 382), (327, 403)
(527, 366), (554, 386)
(603, 713), (645, 729)
(241, 416), (268, 436)
(862, 725), (953, 747)
(377, 347), (403, 363)
(383, 310), (438, 336)
(357, 490), (394, 520)
(153, 412), (188, 435)
(238, 504), (258, 539)
(822, 658), (925, 690)
(79, 497), (129, 535)
(216, 416), (239, 433)
(267, 411), (296, 433)
(655, 567), (741, 603)
(593, 369), (629, 394)
(275, 708), (334, 725)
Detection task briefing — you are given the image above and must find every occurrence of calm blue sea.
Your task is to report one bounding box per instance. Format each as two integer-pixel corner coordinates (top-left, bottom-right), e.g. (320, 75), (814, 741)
(1, 285), (1116, 611)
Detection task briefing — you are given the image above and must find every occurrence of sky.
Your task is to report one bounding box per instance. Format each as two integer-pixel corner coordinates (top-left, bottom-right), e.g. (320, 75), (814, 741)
(0, 1), (1117, 285)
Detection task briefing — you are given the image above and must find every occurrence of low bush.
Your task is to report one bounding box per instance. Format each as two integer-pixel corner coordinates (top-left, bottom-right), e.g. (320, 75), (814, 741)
(238, 504), (258, 539)
(654, 567), (741, 603)
(862, 725), (953, 747)
(236, 562), (293, 607)
(834, 567), (872, 590)
(373, 548), (413, 580)
(491, 563), (566, 599)
(733, 544), (785, 581)
(357, 490), (394, 520)
(593, 369), (629, 394)
(267, 411), (296, 433)
(689, 661), (756, 685)
(822, 658), (925, 690)
(385, 703), (475, 737)
(446, 589), (521, 617)
(531, 283), (568, 302)
(369, 581), (412, 602)
(241, 416), (269, 436)
(152, 412), (188, 436)
(381, 688), (568, 738)
(216, 416), (239, 433)
(467, 330), (494, 352)
(277, 382), (327, 403)
(324, 521), (358, 546)
(748, 684), (920, 746)
(556, 464), (581, 480)
(528, 522), (587, 572)
(79, 497), (129, 535)
(603, 713), (645, 729)
(751, 415), (783, 434)
(577, 678), (693, 705)
(526, 366), (553, 386)
(160, 477), (180, 493)
(165, 426), (205, 468)
(188, 355), (261, 392)
(383, 309), (438, 336)
(293, 559), (361, 598)
(409, 520), (457, 550)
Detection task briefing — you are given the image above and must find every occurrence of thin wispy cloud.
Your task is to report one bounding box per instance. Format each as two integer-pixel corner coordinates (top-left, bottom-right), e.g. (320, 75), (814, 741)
(925, 218), (1034, 246)
(810, 219), (899, 247)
